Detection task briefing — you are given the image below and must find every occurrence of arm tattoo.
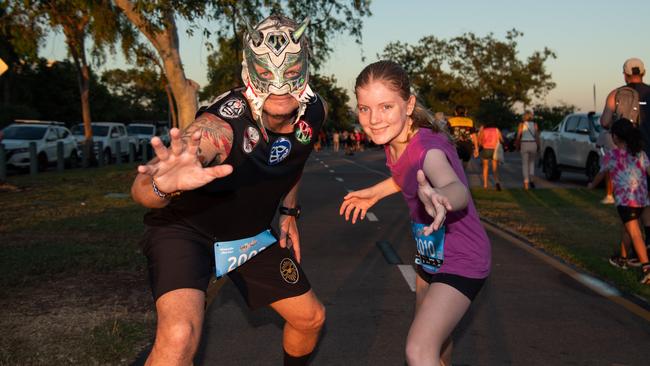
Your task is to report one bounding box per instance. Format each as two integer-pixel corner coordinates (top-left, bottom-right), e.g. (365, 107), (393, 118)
(183, 113), (233, 166)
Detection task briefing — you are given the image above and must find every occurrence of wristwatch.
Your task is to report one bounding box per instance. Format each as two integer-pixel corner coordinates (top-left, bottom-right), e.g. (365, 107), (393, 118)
(279, 205), (301, 219)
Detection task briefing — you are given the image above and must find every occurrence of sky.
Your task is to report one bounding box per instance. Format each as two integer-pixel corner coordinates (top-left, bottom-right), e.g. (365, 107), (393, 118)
(41, 0), (650, 113)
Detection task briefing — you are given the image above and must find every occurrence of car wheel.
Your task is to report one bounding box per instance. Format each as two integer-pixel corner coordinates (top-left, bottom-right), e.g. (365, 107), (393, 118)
(37, 153), (48, 172)
(543, 150), (561, 181)
(66, 150), (79, 168)
(103, 148), (112, 165)
(586, 153), (600, 182)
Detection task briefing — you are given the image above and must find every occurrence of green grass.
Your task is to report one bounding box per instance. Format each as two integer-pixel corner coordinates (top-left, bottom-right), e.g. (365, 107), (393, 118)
(0, 164), (152, 365)
(472, 187), (650, 301)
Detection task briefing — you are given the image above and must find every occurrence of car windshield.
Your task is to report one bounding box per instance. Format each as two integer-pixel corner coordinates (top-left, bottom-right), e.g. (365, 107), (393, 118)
(128, 125), (155, 135)
(71, 124), (110, 136)
(2, 126), (47, 140)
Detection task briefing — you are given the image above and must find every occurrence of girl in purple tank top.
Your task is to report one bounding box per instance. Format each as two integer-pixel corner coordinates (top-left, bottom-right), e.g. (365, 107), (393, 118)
(340, 61), (491, 365)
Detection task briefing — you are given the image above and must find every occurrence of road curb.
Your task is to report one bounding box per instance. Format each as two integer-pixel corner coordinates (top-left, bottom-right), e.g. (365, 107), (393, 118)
(480, 216), (650, 321)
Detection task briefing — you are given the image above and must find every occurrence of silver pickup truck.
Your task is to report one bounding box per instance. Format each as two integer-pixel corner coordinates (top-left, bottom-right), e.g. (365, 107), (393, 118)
(539, 112), (602, 182)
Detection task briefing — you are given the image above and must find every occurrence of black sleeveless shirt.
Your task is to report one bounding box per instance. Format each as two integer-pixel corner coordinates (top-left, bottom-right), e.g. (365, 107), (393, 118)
(143, 88), (325, 241)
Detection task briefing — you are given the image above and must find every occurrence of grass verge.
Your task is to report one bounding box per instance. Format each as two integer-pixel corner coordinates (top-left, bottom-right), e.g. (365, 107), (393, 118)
(472, 187), (650, 301)
(0, 164), (153, 365)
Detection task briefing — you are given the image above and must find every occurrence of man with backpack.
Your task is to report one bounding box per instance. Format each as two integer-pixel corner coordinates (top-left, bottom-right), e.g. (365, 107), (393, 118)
(600, 58), (650, 284)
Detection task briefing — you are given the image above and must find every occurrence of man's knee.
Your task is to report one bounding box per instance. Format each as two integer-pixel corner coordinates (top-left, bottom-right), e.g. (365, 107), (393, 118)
(157, 320), (201, 354)
(292, 302), (326, 332)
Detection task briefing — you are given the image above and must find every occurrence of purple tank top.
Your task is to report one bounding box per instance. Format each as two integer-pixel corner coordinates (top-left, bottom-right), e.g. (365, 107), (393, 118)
(385, 128), (491, 278)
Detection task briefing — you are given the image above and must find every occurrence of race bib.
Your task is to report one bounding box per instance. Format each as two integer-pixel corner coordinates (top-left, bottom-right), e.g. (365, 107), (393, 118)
(214, 230), (277, 278)
(411, 222), (445, 273)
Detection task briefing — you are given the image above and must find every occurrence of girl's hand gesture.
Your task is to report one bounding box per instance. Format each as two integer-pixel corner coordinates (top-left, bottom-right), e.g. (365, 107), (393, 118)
(417, 170), (452, 235)
(340, 187), (379, 224)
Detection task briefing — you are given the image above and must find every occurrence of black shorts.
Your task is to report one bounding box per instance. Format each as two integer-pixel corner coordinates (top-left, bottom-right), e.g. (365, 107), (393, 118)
(415, 266), (486, 301)
(616, 206), (644, 224)
(480, 148), (495, 160)
(456, 141), (474, 162)
(141, 224), (311, 309)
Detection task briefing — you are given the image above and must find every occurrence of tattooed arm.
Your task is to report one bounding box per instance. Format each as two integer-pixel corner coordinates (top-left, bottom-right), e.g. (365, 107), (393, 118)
(131, 113), (234, 208)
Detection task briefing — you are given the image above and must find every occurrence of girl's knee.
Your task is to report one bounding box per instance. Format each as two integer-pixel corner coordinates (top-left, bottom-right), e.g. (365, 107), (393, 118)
(158, 320), (200, 353)
(292, 302), (326, 332)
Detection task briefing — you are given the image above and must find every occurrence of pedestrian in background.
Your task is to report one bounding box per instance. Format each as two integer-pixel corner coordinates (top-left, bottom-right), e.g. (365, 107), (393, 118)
(594, 111), (615, 204)
(434, 111), (449, 131)
(332, 130), (340, 152)
(477, 121), (503, 191)
(589, 118), (650, 284)
(515, 110), (540, 190)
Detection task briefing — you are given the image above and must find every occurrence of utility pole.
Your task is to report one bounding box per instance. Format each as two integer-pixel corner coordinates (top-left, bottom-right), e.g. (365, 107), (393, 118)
(593, 84), (597, 111)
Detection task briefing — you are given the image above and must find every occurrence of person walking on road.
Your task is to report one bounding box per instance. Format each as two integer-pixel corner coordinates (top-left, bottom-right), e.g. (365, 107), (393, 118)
(477, 121), (504, 191)
(588, 118), (650, 284)
(600, 58), (650, 266)
(340, 60), (491, 365)
(515, 110), (540, 190)
(130, 14), (326, 366)
(448, 105), (479, 169)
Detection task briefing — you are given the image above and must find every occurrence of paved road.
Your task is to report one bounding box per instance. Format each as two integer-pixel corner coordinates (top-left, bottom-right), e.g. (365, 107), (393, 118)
(190, 149), (650, 366)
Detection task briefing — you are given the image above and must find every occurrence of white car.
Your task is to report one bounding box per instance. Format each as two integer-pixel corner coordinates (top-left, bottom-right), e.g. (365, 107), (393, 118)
(71, 122), (136, 164)
(1, 120), (79, 171)
(127, 123), (170, 147)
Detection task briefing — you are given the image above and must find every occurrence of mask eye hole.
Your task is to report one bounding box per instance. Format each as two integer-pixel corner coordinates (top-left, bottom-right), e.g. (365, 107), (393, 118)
(253, 63), (273, 80)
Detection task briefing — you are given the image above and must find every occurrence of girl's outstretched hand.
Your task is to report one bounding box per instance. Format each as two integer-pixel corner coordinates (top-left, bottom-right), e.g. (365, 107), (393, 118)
(340, 187), (378, 224)
(417, 169), (453, 235)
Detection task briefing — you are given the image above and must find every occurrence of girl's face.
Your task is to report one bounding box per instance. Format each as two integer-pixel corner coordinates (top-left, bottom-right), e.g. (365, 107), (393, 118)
(356, 79), (415, 146)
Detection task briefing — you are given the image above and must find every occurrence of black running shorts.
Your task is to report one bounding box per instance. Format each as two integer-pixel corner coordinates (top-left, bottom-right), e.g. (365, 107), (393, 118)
(616, 205), (643, 224)
(141, 223), (311, 309)
(456, 141), (474, 162)
(415, 266), (486, 301)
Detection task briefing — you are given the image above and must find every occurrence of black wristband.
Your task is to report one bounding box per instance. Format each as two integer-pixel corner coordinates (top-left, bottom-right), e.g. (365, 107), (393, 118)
(279, 205), (301, 219)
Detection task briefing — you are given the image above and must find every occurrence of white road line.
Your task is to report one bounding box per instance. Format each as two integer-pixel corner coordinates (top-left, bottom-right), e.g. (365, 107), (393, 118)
(397, 265), (416, 292)
(335, 177), (344, 182)
(329, 170), (335, 173)
(324, 164), (329, 168)
(366, 212), (378, 221)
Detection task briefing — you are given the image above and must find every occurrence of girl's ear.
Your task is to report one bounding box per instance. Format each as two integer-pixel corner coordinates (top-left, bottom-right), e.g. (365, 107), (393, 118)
(407, 95), (416, 116)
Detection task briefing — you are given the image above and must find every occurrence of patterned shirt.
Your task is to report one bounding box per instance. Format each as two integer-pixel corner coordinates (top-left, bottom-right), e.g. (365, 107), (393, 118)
(602, 147), (650, 207)
(447, 116), (476, 143)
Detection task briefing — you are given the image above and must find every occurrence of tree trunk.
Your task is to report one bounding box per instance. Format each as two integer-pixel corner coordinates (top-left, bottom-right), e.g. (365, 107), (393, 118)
(114, 0), (198, 130)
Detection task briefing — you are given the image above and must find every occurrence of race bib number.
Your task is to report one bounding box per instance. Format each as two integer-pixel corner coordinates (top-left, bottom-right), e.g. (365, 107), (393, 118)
(411, 222), (445, 273)
(214, 230), (277, 278)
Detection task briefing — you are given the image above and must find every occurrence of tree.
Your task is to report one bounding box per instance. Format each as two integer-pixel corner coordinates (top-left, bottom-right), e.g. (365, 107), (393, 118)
(114, 0), (371, 129)
(101, 67), (168, 121)
(533, 102), (576, 130)
(308, 73), (353, 131)
(380, 30), (556, 129)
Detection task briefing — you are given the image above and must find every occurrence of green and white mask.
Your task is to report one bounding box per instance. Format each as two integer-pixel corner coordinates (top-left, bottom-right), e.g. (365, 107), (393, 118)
(242, 15), (315, 141)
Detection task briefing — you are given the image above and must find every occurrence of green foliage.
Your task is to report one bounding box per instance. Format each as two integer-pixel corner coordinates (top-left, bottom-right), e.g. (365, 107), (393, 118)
(101, 67), (169, 121)
(380, 30), (557, 129)
(309, 73), (354, 130)
(199, 36), (242, 102)
(533, 102), (577, 130)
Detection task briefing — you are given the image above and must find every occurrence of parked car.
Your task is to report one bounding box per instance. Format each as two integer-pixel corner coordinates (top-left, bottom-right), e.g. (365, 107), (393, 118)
(127, 124), (170, 146)
(1, 120), (79, 171)
(538, 112), (602, 181)
(71, 122), (136, 164)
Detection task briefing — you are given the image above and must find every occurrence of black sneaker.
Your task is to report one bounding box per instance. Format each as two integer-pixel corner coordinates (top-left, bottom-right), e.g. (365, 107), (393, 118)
(609, 255), (629, 270)
(627, 257), (642, 268)
(529, 182), (536, 189)
(641, 265), (650, 285)
(496, 182), (502, 191)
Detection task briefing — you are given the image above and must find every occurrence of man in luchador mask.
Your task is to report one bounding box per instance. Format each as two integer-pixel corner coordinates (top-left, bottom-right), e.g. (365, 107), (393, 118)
(131, 14), (327, 366)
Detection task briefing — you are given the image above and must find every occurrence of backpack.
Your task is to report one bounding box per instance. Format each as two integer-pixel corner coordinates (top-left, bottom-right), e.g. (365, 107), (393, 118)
(614, 86), (640, 124)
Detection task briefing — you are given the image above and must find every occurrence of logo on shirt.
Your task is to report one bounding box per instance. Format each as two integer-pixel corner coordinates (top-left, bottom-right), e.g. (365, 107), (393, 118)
(268, 137), (292, 165)
(219, 98), (246, 119)
(242, 126), (260, 154)
(294, 120), (312, 145)
(280, 258), (299, 284)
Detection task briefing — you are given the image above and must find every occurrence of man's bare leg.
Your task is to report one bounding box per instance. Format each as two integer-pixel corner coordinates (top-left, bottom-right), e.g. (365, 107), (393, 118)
(270, 289), (326, 362)
(146, 288), (205, 366)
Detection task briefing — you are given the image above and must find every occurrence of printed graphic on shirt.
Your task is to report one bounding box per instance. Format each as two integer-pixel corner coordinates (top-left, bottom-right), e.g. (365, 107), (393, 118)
(269, 137), (292, 165)
(280, 258), (299, 284)
(294, 120), (312, 144)
(242, 126), (260, 154)
(219, 98), (246, 119)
